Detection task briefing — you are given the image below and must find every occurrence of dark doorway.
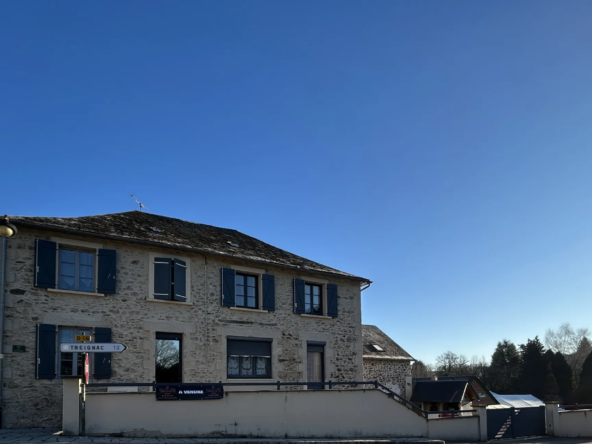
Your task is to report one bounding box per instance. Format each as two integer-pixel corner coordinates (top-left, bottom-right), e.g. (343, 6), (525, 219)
(155, 332), (182, 383)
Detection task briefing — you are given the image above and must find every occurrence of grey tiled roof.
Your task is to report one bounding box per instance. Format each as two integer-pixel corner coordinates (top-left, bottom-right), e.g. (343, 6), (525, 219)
(10, 211), (369, 282)
(410, 380), (469, 403)
(362, 325), (414, 360)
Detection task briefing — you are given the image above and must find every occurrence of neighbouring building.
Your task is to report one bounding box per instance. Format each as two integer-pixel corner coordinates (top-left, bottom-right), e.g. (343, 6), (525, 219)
(410, 379), (478, 416)
(362, 324), (413, 396)
(0, 211), (370, 428)
(414, 375), (498, 407)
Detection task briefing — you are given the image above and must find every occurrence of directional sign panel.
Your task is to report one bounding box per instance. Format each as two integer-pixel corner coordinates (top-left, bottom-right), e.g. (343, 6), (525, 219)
(60, 343), (127, 353)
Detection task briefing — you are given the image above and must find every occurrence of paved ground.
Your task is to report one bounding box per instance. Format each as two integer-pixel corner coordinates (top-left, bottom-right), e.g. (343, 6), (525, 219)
(0, 430), (444, 444)
(0, 431), (589, 444)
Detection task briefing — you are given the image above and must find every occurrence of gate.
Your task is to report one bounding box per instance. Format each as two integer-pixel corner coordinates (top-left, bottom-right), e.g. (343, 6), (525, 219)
(487, 406), (546, 440)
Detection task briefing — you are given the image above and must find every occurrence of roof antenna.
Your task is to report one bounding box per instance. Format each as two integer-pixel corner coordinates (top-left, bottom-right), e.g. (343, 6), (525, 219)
(130, 194), (149, 212)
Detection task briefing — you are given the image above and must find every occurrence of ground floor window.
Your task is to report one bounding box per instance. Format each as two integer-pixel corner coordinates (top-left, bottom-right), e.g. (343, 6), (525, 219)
(227, 337), (271, 379)
(155, 332), (182, 383)
(307, 342), (324, 390)
(59, 328), (92, 377)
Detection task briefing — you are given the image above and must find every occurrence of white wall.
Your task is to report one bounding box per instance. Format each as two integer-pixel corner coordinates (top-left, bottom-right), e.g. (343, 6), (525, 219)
(556, 409), (592, 438)
(85, 389), (429, 438)
(82, 388), (484, 440)
(427, 416), (480, 441)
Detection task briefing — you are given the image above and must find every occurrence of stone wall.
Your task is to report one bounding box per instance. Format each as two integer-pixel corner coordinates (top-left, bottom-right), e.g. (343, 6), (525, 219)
(363, 358), (411, 396)
(1, 227), (363, 428)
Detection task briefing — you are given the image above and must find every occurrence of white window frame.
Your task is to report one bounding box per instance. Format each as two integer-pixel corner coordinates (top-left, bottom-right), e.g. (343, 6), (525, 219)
(48, 237), (104, 297)
(148, 252), (192, 305)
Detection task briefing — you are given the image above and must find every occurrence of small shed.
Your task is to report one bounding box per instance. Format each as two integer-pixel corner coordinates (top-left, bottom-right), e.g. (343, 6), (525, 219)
(410, 380), (477, 416)
(491, 392), (544, 408)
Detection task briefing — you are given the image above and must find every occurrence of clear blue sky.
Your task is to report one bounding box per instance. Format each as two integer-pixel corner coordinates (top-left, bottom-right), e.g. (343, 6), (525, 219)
(2, 1), (592, 365)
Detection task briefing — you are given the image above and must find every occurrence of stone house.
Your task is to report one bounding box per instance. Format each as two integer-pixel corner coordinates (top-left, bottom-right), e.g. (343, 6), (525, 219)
(0, 211), (370, 428)
(362, 324), (413, 397)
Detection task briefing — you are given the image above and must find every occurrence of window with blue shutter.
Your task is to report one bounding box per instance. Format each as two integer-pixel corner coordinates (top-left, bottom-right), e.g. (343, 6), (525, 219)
(262, 274), (275, 311)
(154, 258), (172, 300)
(153, 257), (188, 302)
(35, 240), (57, 289)
(97, 249), (117, 294)
(327, 284), (338, 318)
(221, 268), (236, 307)
(93, 327), (112, 380)
(173, 260), (187, 302)
(293, 279), (305, 314)
(36, 324), (57, 380)
(35, 239), (117, 295)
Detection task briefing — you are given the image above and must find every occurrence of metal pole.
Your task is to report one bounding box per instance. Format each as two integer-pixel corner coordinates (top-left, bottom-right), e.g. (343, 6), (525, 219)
(0, 237), (7, 425)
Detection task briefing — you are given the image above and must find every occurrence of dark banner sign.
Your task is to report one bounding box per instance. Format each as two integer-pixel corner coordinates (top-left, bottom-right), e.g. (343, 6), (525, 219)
(155, 383), (224, 401)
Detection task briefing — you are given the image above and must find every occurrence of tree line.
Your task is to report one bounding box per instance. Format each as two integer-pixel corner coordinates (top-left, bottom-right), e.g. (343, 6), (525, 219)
(412, 323), (592, 404)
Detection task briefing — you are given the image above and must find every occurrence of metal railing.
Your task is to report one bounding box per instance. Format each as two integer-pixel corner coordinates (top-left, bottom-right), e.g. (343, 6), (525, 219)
(84, 380), (477, 420)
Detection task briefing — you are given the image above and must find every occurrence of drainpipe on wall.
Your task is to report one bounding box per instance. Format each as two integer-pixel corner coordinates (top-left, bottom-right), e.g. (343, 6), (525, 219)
(0, 237), (7, 427)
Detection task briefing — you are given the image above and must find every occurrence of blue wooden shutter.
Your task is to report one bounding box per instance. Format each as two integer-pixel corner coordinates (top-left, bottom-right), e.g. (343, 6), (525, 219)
(327, 283), (338, 318)
(93, 327), (111, 380)
(293, 279), (305, 314)
(36, 324), (56, 379)
(154, 258), (172, 300)
(262, 274), (275, 311)
(173, 259), (187, 302)
(97, 249), (117, 294)
(35, 240), (57, 289)
(221, 268), (235, 307)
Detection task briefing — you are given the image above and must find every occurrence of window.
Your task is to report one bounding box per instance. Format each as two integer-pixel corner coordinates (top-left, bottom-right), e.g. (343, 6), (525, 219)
(227, 337), (271, 379)
(307, 342), (324, 390)
(58, 248), (95, 292)
(150, 254), (189, 302)
(221, 268), (275, 311)
(235, 273), (258, 308)
(35, 324), (112, 380)
(304, 284), (322, 315)
(59, 328), (91, 376)
(34, 239), (116, 294)
(293, 279), (338, 317)
(155, 332), (182, 383)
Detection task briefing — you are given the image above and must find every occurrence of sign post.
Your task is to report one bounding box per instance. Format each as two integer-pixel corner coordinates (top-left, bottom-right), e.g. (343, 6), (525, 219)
(84, 354), (89, 384)
(59, 343), (127, 353)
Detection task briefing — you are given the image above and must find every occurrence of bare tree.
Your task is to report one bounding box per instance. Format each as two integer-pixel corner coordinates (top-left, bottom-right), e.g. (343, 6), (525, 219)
(435, 351), (470, 376)
(411, 360), (433, 378)
(469, 355), (489, 380)
(545, 323), (591, 384)
(155, 339), (179, 371)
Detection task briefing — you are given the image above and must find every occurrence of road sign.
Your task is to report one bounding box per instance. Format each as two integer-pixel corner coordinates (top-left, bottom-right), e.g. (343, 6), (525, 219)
(75, 335), (91, 342)
(84, 354), (89, 384)
(60, 343), (127, 353)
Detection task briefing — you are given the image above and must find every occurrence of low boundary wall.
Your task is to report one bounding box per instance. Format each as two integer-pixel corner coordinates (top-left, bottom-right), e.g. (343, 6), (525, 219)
(62, 380), (485, 440)
(547, 403), (592, 438)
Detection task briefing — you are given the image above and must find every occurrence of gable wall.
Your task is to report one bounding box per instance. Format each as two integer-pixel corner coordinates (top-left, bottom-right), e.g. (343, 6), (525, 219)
(363, 358), (411, 396)
(1, 228), (363, 428)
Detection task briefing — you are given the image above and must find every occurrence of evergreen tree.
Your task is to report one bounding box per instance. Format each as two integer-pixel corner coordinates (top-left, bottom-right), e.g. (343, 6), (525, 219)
(576, 351), (592, 403)
(488, 340), (521, 393)
(572, 338), (592, 386)
(543, 362), (561, 402)
(519, 337), (546, 399)
(551, 352), (574, 404)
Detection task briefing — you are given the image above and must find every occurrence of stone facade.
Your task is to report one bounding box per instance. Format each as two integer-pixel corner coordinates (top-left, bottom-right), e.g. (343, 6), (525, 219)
(363, 358), (411, 396)
(1, 227), (363, 428)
